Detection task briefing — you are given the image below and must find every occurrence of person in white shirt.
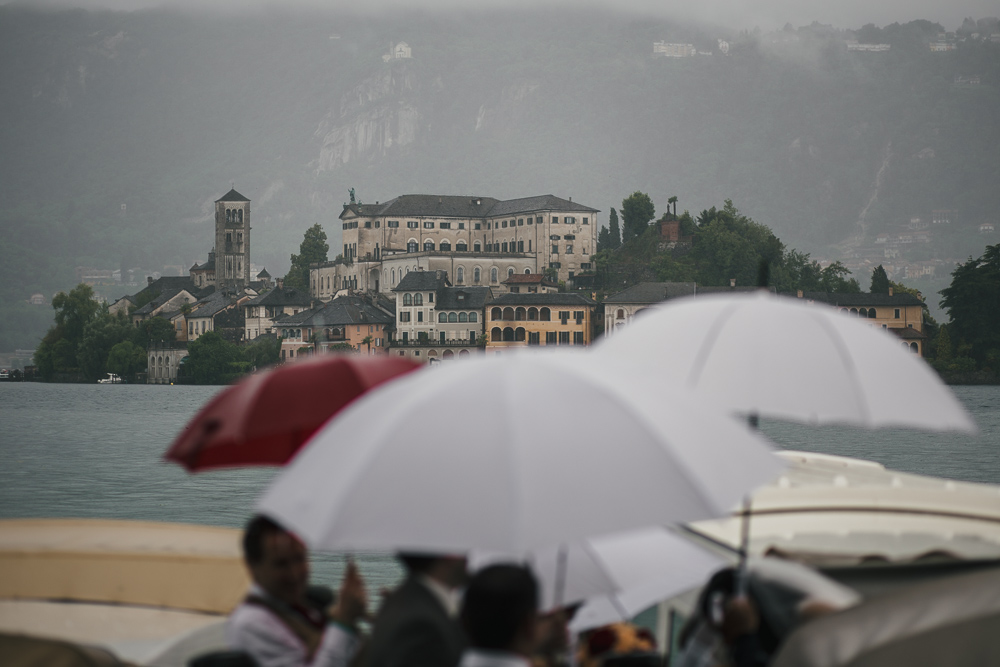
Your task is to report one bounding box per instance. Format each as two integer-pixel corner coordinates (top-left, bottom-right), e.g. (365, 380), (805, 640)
(227, 515), (367, 667)
(458, 564), (539, 667)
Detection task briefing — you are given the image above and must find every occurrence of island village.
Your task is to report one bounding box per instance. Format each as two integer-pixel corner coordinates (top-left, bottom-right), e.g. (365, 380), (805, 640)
(89, 187), (929, 385)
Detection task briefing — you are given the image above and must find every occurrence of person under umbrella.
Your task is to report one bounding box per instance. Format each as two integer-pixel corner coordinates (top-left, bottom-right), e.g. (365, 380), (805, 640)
(365, 553), (468, 667)
(227, 515), (368, 667)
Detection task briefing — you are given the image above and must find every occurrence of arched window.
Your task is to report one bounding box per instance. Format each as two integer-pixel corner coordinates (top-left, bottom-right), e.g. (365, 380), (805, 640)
(415, 293), (423, 306)
(440, 241), (452, 252)
(491, 327), (502, 342)
(540, 307), (551, 321)
(850, 308), (858, 315)
(443, 350), (454, 359)
(424, 240), (435, 251)
(238, 209), (243, 223)
(474, 268), (482, 283)
(515, 327), (526, 341)
(528, 307), (538, 321)
(869, 308), (877, 318)
(517, 240), (524, 252)
(448, 313), (458, 323)
(439, 313), (447, 323)
(515, 307), (526, 320)
(503, 327), (515, 342)
(456, 267), (464, 283)
(408, 240), (418, 253)
(403, 293), (413, 306)
(459, 349), (470, 357)
(502, 242), (508, 253)
(392, 269), (396, 284)
(491, 307), (503, 320)
(474, 241), (482, 252)
(459, 312), (469, 323)
(841, 308), (849, 314)
(469, 312), (477, 322)
(508, 268), (515, 278)
(226, 210), (232, 224)
(503, 307), (515, 321)
(491, 268), (499, 283)
(859, 308), (868, 318)
(524, 268), (531, 274)
(457, 241), (467, 252)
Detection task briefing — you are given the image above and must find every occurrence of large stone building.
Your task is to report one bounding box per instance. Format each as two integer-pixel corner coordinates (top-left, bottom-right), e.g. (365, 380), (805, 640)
(310, 193), (599, 299)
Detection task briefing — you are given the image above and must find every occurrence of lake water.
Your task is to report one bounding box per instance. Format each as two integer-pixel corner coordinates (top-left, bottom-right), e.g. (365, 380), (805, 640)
(1, 382), (997, 595)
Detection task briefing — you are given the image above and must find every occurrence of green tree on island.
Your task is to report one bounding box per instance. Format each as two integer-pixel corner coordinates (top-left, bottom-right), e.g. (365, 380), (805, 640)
(870, 265), (891, 294)
(608, 208), (622, 250)
(284, 223), (329, 289)
(939, 243), (1000, 371)
(620, 192), (655, 244)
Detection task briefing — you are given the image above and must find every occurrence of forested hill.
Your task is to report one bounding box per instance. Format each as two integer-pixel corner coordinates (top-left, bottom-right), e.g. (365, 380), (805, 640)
(1, 6), (999, 349)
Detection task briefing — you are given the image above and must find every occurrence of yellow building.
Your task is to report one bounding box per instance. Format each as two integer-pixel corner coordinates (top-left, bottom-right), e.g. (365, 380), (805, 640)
(798, 289), (927, 355)
(485, 293), (596, 350)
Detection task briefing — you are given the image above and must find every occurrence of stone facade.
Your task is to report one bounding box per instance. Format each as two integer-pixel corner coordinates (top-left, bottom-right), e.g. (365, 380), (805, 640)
(147, 344), (187, 385)
(313, 193), (598, 299)
(485, 293), (597, 351)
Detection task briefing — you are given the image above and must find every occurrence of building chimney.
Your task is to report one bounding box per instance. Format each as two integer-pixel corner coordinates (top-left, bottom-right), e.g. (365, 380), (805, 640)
(147, 276), (154, 286)
(888, 287), (894, 296)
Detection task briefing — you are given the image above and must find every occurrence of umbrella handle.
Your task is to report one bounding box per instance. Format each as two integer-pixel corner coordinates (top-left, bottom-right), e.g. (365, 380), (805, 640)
(736, 496), (751, 597)
(553, 544), (568, 608)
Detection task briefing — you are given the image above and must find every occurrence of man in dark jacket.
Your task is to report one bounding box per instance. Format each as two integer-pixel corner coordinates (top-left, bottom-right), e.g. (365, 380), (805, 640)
(365, 553), (468, 667)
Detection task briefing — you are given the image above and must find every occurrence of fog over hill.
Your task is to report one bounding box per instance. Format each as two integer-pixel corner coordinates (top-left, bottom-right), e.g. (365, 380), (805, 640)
(1, 4), (998, 349)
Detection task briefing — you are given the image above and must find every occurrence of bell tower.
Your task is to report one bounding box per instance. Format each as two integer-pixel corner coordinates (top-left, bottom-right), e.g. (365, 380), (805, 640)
(214, 188), (251, 291)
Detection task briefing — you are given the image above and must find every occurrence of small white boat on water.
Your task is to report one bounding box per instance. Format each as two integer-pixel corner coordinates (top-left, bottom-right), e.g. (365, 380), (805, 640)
(97, 373), (124, 384)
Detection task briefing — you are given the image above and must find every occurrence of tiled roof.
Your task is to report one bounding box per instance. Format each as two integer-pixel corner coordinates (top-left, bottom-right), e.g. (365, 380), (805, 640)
(339, 194), (598, 220)
(274, 296), (394, 327)
(437, 287), (492, 310)
(245, 286), (312, 307)
(215, 188), (250, 203)
(190, 291), (234, 318)
(889, 326), (928, 340)
(798, 291), (925, 307)
(393, 270), (450, 292)
(256, 267), (271, 278)
(604, 282), (697, 304)
(486, 194), (599, 217)
(695, 286), (774, 296)
(487, 293), (596, 306)
(502, 274), (558, 286)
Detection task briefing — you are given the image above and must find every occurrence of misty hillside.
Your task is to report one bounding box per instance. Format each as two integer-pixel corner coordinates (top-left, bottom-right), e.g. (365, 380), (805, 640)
(2, 6), (999, 349)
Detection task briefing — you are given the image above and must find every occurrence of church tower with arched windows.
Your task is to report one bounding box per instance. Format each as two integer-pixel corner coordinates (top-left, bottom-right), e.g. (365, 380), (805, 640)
(214, 188), (251, 291)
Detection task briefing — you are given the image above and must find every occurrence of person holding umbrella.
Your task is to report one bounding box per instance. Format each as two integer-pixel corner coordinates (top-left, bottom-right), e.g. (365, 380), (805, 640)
(226, 515), (368, 667)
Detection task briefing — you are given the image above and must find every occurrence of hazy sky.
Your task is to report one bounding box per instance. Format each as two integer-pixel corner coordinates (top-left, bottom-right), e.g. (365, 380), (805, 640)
(11, 0), (999, 31)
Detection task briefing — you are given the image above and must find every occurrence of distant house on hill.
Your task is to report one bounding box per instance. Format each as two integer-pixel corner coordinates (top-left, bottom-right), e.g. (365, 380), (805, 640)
(653, 41), (696, 57)
(795, 290), (927, 355)
(383, 42), (412, 61)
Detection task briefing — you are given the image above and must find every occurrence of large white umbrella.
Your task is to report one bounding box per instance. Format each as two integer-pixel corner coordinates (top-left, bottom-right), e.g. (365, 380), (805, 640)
(471, 525), (726, 615)
(595, 291), (976, 433)
(256, 351), (784, 556)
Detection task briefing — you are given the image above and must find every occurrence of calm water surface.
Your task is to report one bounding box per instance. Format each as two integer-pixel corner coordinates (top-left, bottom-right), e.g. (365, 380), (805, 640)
(1, 382), (997, 591)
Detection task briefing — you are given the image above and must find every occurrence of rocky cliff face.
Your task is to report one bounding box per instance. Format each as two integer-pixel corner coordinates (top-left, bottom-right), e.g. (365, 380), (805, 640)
(313, 63), (423, 172)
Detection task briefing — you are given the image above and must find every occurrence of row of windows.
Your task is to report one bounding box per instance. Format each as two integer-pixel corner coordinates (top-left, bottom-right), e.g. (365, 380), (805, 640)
(490, 327), (585, 344)
(348, 216), (589, 231)
(224, 209), (245, 225)
(399, 331), (478, 344)
(840, 307), (900, 319)
(401, 292), (435, 306)
(437, 312), (479, 323)
(489, 307), (586, 323)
